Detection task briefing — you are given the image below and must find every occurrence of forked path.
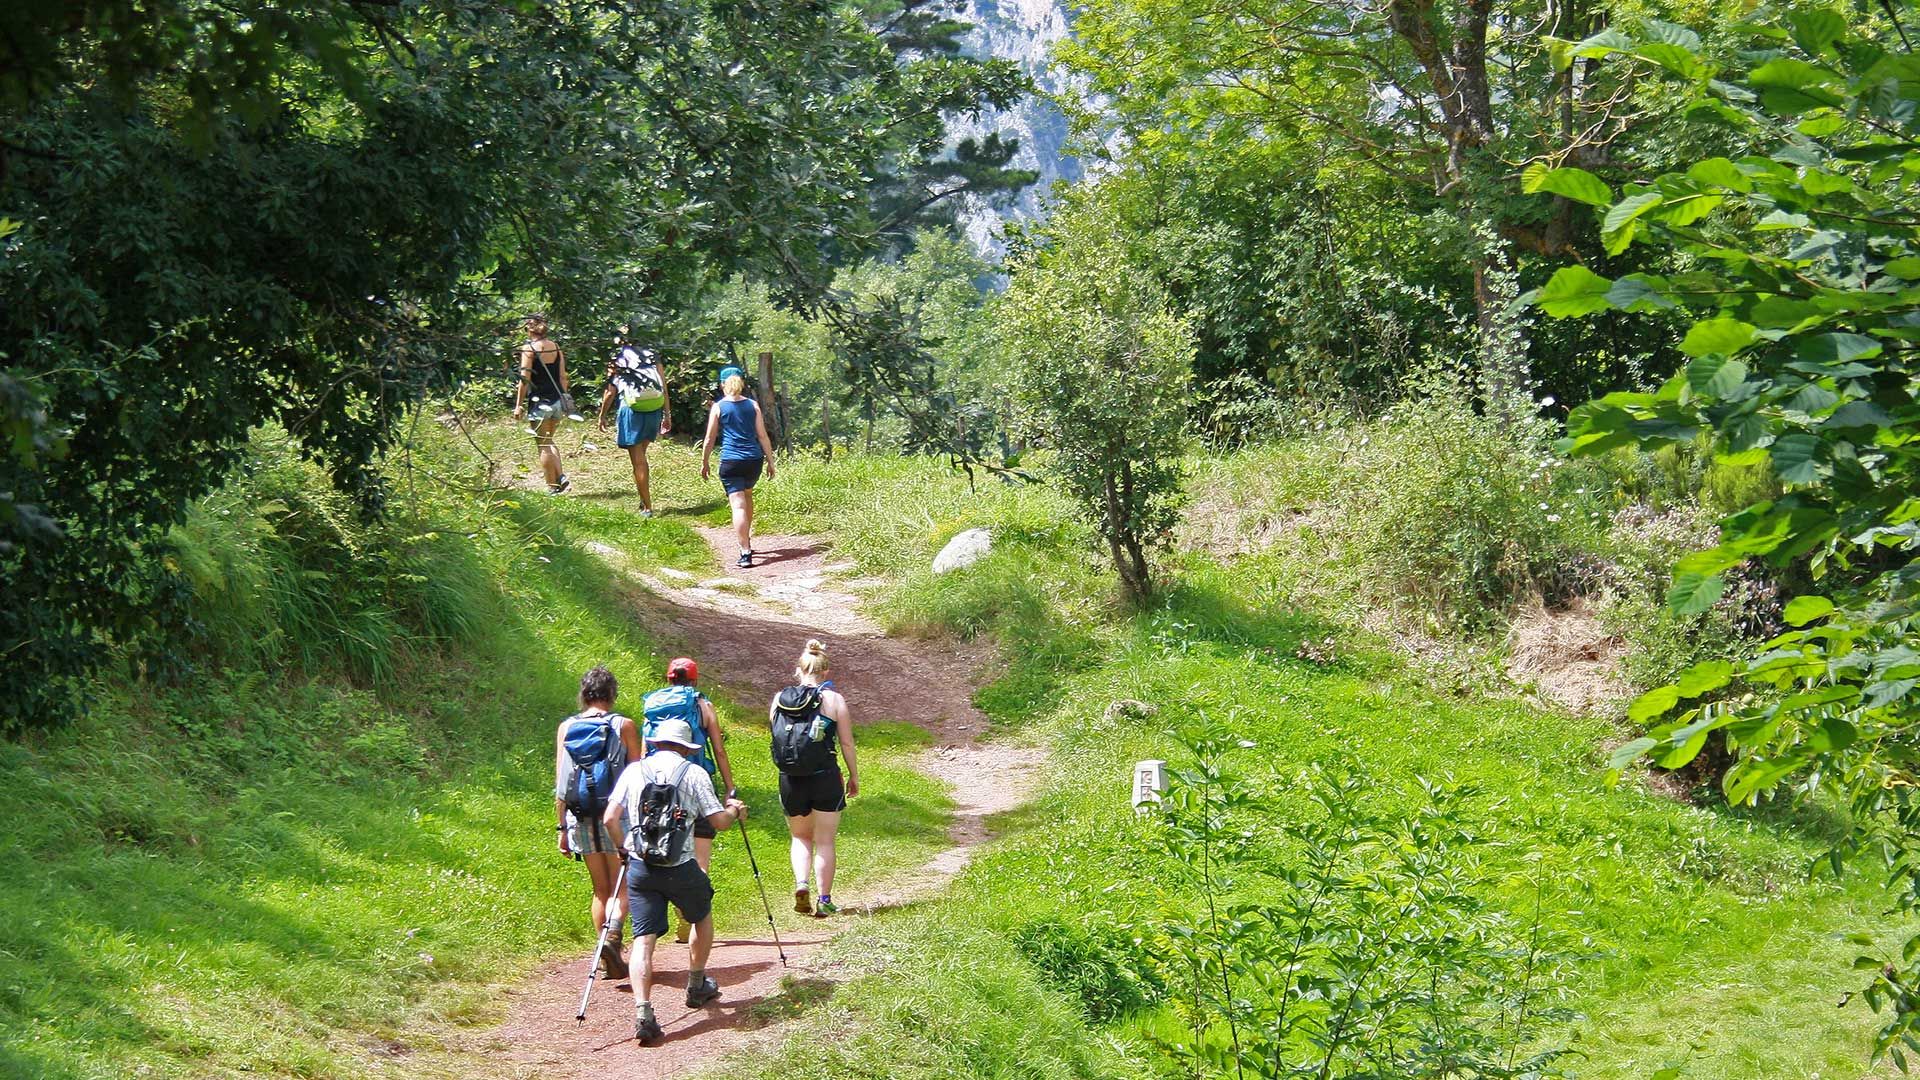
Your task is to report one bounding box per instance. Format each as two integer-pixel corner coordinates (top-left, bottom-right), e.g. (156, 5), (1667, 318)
(472, 525), (1042, 1079)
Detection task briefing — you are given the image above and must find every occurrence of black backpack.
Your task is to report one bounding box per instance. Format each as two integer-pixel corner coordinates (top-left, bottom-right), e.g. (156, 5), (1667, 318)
(770, 685), (836, 776)
(560, 711), (628, 819)
(632, 758), (695, 867)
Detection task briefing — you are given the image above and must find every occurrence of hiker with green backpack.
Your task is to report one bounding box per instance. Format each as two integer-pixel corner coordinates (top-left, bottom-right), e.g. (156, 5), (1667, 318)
(770, 639), (858, 918)
(554, 665), (644, 980)
(595, 330), (670, 517)
(602, 717), (749, 1046)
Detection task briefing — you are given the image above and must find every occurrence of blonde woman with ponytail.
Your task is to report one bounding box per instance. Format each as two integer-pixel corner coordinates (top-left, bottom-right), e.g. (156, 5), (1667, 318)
(700, 365), (775, 568)
(768, 639), (857, 917)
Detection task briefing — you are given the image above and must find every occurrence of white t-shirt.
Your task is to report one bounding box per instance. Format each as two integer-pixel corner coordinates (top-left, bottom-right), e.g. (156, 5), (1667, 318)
(606, 750), (724, 864)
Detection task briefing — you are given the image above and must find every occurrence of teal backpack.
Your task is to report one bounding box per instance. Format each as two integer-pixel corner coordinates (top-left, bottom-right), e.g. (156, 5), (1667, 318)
(642, 685), (712, 773)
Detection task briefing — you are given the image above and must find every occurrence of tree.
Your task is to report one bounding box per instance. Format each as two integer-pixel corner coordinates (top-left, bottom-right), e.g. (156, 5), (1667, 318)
(1531, 10), (1920, 1062)
(1000, 215), (1194, 601)
(0, 0), (1031, 730)
(1057, 0), (1736, 414)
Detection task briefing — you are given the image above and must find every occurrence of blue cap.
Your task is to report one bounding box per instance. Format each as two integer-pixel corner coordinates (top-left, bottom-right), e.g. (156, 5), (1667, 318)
(718, 365), (744, 382)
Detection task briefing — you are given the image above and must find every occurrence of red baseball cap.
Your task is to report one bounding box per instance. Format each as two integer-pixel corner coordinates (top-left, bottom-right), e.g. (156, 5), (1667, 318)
(667, 657), (698, 683)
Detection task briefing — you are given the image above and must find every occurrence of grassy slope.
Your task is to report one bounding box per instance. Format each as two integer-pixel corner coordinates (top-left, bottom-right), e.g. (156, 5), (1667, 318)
(0, 422), (949, 1080)
(720, 451), (1898, 1080)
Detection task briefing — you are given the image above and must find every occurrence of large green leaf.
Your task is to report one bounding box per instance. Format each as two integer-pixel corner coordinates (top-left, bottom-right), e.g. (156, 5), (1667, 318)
(1783, 595), (1834, 626)
(1680, 317), (1756, 357)
(1770, 433), (1822, 484)
(1667, 571), (1726, 616)
(1535, 265), (1614, 317)
(1602, 192), (1665, 255)
(1686, 354), (1747, 397)
(1522, 165), (1612, 207)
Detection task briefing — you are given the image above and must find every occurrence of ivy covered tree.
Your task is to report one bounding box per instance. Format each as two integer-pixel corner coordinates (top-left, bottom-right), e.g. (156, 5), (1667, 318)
(1529, 10), (1920, 1062)
(0, 0), (1030, 730)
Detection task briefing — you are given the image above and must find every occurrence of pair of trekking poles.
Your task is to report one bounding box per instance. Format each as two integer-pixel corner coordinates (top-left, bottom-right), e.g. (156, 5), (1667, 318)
(576, 793), (787, 1023)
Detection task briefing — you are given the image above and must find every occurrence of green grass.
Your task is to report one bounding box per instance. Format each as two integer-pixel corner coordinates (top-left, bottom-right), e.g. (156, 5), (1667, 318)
(0, 421), (949, 1079)
(4, 421), (1901, 1079)
(704, 451), (1900, 1080)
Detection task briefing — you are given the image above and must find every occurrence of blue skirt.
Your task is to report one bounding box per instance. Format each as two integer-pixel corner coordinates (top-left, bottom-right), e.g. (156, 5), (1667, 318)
(617, 405), (663, 448)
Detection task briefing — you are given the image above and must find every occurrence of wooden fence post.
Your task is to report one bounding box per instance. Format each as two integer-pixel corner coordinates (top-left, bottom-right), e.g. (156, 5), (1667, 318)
(755, 351), (781, 448)
(821, 395), (833, 461)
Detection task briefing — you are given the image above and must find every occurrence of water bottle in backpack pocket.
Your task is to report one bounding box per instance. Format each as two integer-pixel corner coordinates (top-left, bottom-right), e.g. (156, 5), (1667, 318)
(770, 685), (836, 776)
(561, 712), (628, 820)
(632, 759), (694, 866)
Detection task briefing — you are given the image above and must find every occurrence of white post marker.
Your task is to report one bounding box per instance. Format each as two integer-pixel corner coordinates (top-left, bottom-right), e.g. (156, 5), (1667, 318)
(1132, 759), (1167, 815)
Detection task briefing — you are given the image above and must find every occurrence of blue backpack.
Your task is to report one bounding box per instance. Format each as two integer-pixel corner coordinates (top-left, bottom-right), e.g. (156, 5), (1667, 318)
(560, 711), (629, 819)
(642, 686), (712, 773)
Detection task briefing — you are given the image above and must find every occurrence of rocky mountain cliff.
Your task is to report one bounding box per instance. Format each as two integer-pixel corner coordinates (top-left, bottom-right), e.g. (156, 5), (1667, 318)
(950, 0), (1080, 252)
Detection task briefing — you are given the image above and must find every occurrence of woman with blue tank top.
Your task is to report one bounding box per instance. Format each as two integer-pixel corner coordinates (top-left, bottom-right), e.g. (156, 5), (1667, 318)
(700, 366), (776, 568)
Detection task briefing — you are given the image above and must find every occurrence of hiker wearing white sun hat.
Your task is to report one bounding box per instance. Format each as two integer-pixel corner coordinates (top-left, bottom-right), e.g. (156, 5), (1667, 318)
(603, 716), (748, 1045)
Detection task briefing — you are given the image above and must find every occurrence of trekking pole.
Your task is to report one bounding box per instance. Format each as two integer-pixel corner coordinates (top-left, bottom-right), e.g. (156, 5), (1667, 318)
(576, 862), (627, 1023)
(730, 790), (788, 968)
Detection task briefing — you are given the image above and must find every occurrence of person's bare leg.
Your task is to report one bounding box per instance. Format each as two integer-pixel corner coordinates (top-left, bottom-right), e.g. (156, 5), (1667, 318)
(536, 419), (563, 486)
(730, 490), (752, 553)
(636, 933), (659, 1001)
(629, 443), (652, 507)
(585, 851), (619, 934)
(812, 809), (841, 899)
(787, 814), (814, 890)
(690, 915), (715, 972)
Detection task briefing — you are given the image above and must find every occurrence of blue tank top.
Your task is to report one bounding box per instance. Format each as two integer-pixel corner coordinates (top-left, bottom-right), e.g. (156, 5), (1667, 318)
(717, 398), (762, 461)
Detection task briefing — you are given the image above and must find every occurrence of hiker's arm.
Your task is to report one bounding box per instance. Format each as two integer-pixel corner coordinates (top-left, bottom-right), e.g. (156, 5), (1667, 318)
(557, 348), (570, 394)
(705, 796), (748, 832)
(602, 790), (627, 850)
(596, 374), (616, 430)
(833, 694), (858, 797)
(702, 699), (733, 796)
(658, 364), (672, 435)
(617, 716), (644, 762)
(554, 726), (571, 854)
(754, 403), (776, 479)
(514, 348), (532, 418)
(700, 404), (720, 479)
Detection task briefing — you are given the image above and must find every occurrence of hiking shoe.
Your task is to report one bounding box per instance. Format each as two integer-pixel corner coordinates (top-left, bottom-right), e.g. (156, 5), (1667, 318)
(598, 941), (628, 981)
(793, 886), (812, 915)
(737, 552), (753, 569)
(633, 1014), (663, 1045)
(685, 976), (722, 1008)
(638, 508), (654, 519)
(813, 897), (839, 918)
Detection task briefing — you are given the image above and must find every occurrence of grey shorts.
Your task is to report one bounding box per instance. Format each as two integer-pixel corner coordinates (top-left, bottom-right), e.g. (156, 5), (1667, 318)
(626, 859), (715, 939)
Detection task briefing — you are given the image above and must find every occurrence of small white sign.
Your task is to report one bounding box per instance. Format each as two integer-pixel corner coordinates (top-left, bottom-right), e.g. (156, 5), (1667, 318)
(1132, 759), (1167, 814)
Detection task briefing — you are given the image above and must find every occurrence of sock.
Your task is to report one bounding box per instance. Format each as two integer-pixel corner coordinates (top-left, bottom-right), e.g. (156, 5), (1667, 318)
(688, 968), (705, 986)
(638, 1002), (655, 1019)
(818, 893), (831, 904)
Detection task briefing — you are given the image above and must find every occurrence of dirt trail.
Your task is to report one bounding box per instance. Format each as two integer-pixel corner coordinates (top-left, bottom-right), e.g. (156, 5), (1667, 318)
(454, 515), (1041, 1079)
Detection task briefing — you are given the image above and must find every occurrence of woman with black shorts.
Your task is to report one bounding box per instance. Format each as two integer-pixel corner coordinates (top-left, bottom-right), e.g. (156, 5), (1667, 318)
(775, 639), (857, 917)
(512, 313), (573, 494)
(699, 365), (775, 568)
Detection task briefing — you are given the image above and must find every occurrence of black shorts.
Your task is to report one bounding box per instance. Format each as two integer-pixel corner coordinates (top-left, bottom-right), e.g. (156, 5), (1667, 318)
(718, 456), (763, 494)
(625, 858), (715, 939)
(778, 767), (846, 817)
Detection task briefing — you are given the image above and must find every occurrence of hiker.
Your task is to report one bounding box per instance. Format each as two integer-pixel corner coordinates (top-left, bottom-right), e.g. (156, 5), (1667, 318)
(512, 313), (573, 494)
(596, 330), (670, 517)
(603, 717), (749, 1045)
(555, 665), (644, 980)
(641, 656), (736, 942)
(699, 365), (775, 568)
(770, 639), (858, 918)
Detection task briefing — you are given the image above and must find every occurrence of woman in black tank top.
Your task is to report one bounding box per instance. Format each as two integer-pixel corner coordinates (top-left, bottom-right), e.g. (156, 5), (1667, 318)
(512, 313), (572, 494)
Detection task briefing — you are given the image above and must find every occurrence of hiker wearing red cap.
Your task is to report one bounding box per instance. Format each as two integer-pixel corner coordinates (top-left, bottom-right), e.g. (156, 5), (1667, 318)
(641, 658), (735, 873)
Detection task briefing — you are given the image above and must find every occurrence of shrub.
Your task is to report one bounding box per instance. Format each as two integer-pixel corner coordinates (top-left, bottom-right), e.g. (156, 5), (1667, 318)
(1012, 917), (1164, 1024)
(1000, 216), (1195, 602)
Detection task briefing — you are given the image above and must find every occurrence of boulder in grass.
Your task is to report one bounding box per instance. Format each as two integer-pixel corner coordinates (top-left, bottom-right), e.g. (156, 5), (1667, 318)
(932, 528), (994, 575)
